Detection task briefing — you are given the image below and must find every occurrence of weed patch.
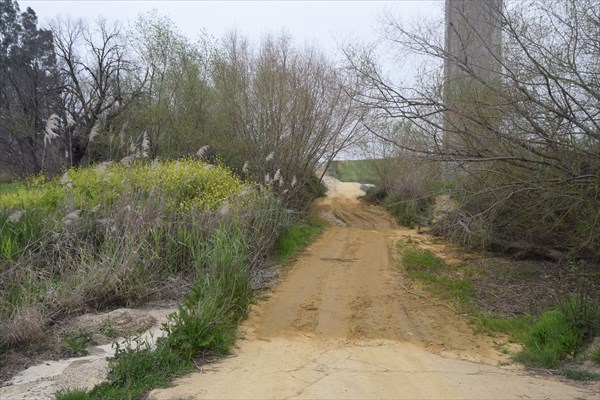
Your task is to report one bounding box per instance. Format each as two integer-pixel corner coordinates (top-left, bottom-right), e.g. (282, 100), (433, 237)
(473, 314), (532, 339)
(559, 368), (600, 381)
(397, 241), (600, 372)
(47, 178), (296, 399)
(60, 329), (95, 356)
(401, 246), (444, 272)
(591, 347), (600, 365)
(400, 243), (475, 306)
(54, 388), (90, 400)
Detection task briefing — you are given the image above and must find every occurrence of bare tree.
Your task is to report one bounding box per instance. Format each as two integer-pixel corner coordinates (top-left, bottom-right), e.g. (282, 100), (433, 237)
(212, 31), (366, 208)
(345, 0), (600, 259)
(51, 17), (145, 165)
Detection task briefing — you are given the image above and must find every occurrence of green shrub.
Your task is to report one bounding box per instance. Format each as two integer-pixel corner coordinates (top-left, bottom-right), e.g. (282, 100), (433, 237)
(515, 300), (600, 368)
(558, 294), (600, 346)
(591, 347), (600, 365)
(385, 197), (424, 228)
(0, 161), (281, 350)
(515, 311), (572, 367)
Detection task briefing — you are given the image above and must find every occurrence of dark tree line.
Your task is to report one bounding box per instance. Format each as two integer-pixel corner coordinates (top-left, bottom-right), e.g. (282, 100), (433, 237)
(0, 0), (63, 177)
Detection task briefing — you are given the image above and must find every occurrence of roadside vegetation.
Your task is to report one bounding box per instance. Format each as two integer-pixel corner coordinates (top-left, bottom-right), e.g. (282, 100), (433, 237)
(274, 220), (325, 264)
(397, 238), (600, 378)
(1, 1), (344, 396)
(55, 213), (324, 400)
(2, 0), (600, 394)
(0, 159), (306, 397)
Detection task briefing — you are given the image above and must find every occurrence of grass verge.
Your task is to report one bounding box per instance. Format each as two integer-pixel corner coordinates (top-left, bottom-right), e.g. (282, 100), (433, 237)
(55, 219), (255, 399)
(398, 240), (600, 373)
(274, 219), (325, 263)
(400, 243), (476, 306)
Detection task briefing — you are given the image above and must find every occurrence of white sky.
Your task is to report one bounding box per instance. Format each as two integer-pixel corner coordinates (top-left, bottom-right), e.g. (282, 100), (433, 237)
(21, 0), (442, 55)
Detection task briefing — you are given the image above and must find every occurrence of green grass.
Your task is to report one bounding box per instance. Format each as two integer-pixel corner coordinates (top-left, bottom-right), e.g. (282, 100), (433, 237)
(398, 242), (600, 370)
(400, 244), (475, 305)
(329, 159), (382, 185)
(591, 347), (600, 365)
(275, 220), (325, 263)
(559, 368), (600, 381)
(0, 182), (25, 196)
(473, 314), (533, 338)
(54, 388), (90, 400)
(401, 246), (444, 271)
(514, 310), (581, 367)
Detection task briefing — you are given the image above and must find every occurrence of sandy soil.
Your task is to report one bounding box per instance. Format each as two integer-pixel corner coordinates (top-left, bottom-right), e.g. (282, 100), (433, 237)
(149, 178), (597, 400)
(0, 306), (176, 400)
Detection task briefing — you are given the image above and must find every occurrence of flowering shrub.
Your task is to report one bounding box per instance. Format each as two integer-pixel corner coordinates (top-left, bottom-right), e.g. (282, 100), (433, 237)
(0, 160), (243, 262)
(1, 159), (242, 213)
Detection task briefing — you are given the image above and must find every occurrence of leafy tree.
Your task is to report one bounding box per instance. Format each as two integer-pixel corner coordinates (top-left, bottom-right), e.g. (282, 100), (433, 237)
(99, 12), (216, 162)
(212, 31), (365, 208)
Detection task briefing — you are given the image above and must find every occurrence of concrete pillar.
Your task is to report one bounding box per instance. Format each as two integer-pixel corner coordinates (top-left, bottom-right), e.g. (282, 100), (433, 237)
(444, 0), (503, 156)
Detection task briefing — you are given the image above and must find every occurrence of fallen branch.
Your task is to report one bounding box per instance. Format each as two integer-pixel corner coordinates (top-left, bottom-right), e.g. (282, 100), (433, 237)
(396, 280), (459, 314)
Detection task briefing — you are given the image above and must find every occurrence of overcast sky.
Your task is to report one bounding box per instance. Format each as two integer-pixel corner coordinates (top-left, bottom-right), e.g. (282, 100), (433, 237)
(21, 0), (442, 54)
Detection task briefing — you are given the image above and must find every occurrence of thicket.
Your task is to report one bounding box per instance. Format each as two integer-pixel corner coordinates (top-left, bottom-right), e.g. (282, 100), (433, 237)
(344, 0), (600, 262)
(0, 160), (288, 350)
(1, 2), (363, 211)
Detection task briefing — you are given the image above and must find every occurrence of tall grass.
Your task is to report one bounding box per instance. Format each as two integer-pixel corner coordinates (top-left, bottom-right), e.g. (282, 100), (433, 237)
(0, 160), (287, 350)
(53, 182), (297, 400)
(515, 295), (600, 367)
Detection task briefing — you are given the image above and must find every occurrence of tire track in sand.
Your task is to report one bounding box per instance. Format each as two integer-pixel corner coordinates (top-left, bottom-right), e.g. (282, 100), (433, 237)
(148, 178), (597, 400)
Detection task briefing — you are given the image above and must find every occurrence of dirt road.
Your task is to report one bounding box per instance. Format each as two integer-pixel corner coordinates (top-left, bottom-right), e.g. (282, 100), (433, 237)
(149, 178), (596, 400)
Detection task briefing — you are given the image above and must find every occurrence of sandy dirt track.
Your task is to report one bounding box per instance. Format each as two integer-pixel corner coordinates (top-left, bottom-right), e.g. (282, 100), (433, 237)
(149, 178), (596, 400)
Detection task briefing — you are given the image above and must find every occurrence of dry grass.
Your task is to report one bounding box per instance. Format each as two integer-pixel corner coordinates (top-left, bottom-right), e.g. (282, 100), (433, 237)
(0, 162), (288, 351)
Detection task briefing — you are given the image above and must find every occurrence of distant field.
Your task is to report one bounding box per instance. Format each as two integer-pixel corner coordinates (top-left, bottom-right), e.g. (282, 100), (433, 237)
(328, 159), (383, 185)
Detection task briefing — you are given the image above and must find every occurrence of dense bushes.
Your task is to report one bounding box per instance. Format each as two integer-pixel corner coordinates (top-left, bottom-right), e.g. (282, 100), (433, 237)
(515, 295), (600, 367)
(0, 160), (287, 349)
